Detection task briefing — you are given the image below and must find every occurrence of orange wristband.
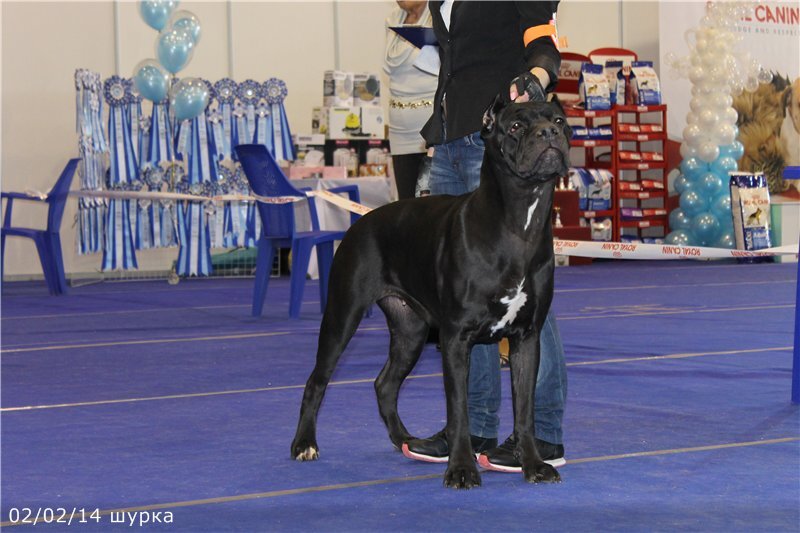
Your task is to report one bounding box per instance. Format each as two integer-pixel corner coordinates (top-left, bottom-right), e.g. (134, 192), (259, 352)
(523, 23), (558, 48)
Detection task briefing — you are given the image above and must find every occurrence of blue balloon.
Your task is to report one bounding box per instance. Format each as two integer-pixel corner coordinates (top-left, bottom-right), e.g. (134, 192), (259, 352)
(132, 59), (170, 103)
(139, 0), (179, 31)
(674, 173), (694, 194)
(669, 208), (692, 231)
(168, 10), (201, 44)
(698, 171), (723, 196)
(690, 212), (721, 245)
(679, 190), (709, 216)
(665, 229), (697, 246)
(714, 231), (735, 249)
(680, 157), (708, 181)
(157, 28), (194, 74)
(170, 78), (209, 121)
(719, 141), (744, 160)
(710, 155), (738, 177)
(710, 193), (732, 227)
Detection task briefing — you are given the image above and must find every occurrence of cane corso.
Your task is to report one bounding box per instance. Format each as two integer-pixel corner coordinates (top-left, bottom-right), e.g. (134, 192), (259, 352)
(291, 96), (571, 489)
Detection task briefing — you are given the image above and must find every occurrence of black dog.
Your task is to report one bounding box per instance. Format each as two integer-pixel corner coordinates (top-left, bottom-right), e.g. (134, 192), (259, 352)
(291, 97), (571, 489)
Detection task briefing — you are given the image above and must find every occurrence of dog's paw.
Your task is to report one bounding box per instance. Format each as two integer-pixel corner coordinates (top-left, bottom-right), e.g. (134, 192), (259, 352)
(291, 439), (320, 461)
(444, 464), (482, 489)
(294, 446), (319, 461)
(523, 462), (561, 484)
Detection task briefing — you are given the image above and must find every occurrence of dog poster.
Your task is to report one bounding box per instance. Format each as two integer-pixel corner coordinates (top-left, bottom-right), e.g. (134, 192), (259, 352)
(659, 1), (799, 196)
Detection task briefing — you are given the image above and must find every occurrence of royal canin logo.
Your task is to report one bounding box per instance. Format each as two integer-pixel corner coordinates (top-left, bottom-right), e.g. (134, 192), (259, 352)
(742, 4), (799, 25)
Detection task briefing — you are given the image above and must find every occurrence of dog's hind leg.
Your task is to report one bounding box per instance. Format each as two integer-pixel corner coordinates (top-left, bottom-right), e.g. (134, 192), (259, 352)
(374, 296), (429, 448)
(290, 296), (371, 462)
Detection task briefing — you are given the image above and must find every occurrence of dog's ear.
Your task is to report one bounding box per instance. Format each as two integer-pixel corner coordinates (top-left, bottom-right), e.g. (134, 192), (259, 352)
(782, 86), (793, 118)
(548, 93), (565, 113)
(482, 93), (506, 134)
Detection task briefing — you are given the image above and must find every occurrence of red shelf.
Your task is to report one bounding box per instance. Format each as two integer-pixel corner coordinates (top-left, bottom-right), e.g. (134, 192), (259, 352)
(615, 104), (667, 113)
(618, 161), (667, 171)
(620, 218), (668, 228)
(565, 107), (616, 118)
(570, 139), (615, 148)
(618, 133), (667, 142)
(619, 191), (667, 200)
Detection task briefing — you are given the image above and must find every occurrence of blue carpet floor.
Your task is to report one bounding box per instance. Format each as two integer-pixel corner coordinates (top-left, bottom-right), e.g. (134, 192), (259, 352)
(1, 260), (798, 531)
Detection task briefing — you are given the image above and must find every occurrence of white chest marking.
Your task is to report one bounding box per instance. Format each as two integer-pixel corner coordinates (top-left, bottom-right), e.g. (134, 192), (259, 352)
(524, 198), (540, 231)
(491, 278), (528, 334)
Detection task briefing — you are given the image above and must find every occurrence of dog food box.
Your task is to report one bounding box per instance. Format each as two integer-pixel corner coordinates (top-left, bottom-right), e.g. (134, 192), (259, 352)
(579, 64), (611, 110)
(571, 126), (613, 140)
(293, 134), (326, 166)
(323, 70), (355, 107)
(312, 106), (385, 139)
(629, 61), (661, 106)
(590, 217), (613, 241)
(730, 172), (772, 250)
(353, 73), (381, 106)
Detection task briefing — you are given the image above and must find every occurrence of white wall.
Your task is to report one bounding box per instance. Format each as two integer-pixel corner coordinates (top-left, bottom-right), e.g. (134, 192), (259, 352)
(1, 0), (659, 278)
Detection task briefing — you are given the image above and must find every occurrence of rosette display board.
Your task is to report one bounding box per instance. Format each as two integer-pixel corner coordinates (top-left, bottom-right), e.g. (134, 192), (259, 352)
(75, 69), (108, 255)
(102, 76), (139, 270)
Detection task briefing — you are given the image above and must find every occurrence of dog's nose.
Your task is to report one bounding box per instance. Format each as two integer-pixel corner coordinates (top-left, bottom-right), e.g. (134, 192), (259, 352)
(536, 125), (560, 139)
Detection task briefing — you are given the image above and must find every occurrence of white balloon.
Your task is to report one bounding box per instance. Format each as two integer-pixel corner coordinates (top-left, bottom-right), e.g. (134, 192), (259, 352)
(680, 142), (700, 159)
(698, 142), (720, 163)
(716, 123), (737, 145)
(683, 123), (704, 145)
(689, 66), (706, 84)
(745, 76), (759, 92)
(699, 108), (719, 128)
(722, 107), (738, 125)
(686, 112), (700, 125)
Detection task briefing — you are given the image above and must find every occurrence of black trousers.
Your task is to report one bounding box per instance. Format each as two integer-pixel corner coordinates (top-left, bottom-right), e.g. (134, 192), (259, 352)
(392, 152), (426, 201)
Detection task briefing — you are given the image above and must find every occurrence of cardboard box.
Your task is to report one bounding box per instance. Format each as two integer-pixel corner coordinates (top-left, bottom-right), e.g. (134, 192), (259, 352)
(353, 73), (381, 106)
(323, 70), (354, 107)
(288, 165), (348, 180)
(312, 106), (385, 140)
(293, 134), (326, 166)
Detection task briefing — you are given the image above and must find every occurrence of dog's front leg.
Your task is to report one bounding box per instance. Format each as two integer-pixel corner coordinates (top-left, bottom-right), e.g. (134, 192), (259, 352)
(441, 336), (481, 489)
(510, 334), (561, 484)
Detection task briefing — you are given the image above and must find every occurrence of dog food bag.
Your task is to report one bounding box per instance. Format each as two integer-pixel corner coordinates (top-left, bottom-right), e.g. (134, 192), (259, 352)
(630, 61), (661, 106)
(579, 64), (611, 110)
(604, 61), (624, 106)
(729, 172), (772, 250)
(590, 217), (613, 241)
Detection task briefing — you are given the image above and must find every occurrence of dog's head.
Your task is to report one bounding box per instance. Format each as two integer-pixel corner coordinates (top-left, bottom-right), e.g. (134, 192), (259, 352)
(481, 96), (572, 181)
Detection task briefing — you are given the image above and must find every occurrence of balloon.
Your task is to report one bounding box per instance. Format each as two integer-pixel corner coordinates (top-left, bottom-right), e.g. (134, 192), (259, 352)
(698, 142), (720, 163)
(674, 174), (694, 194)
(170, 77), (209, 121)
(710, 155), (738, 176)
(710, 193), (733, 226)
(669, 208), (693, 230)
(714, 231), (735, 249)
(168, 10), (201, 44)
(720, 141), (744, 160)
(157, 27), (194, 74)
(680, 157), (707, 181)
(132, 59), (170, 103)
(139, 0), (179, 31)
(665, 229), (697, 246)
(690, 212), (721, 245)
(713, 123), (737, 145)
(698, 171), (723, 196)
(680, 190), (709, 216)
(680, 142), (699, 159)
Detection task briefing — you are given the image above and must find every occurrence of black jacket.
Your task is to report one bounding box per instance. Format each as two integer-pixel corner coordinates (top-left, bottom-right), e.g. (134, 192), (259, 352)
(421, 0), (561, 146)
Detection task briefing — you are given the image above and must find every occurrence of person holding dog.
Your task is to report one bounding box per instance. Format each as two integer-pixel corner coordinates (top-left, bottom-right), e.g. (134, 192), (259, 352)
(402, 0), (568, 472)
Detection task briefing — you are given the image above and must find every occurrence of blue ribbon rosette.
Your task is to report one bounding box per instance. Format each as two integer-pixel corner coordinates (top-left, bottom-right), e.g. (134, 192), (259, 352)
(262, 78), (296, 162)
(102, 75), (138, 271)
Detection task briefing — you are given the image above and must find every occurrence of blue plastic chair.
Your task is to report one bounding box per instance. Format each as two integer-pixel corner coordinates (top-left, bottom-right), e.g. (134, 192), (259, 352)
(235, 145), (360, 318)
(1, 159), (80, 295)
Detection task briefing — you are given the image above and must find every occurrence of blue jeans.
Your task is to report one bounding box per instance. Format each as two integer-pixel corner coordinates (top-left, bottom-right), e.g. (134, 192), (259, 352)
(430, 131), (567, 445)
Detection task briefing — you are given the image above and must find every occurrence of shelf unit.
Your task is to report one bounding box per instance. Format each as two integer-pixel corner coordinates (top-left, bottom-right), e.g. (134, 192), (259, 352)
(565, 104), (668, 242)
(615, 104), (668, 242)
(564, 107), (618, 239)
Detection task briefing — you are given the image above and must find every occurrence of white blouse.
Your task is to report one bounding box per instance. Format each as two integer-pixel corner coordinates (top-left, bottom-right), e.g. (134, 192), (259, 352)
(383, 5), (439, 155)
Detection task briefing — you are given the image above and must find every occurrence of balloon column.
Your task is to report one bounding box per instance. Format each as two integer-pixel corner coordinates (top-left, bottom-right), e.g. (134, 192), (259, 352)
(664, 1), (772, 248)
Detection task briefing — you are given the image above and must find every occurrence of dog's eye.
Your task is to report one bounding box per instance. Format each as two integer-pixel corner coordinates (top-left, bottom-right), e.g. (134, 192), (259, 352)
(554, 117), (565, 126)
(509, 121), (524, 133)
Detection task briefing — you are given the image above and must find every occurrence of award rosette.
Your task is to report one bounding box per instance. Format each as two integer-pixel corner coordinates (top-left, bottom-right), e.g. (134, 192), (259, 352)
(102, 75), (139, 270)
(234, 79), (261, 151)
(262, 78), (296, 162)
(213, 78), (237, 161)
(175, 175), (213, 276)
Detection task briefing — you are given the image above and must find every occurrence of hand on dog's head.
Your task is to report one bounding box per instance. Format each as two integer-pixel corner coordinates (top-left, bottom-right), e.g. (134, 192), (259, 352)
(481, 94), (572, 181)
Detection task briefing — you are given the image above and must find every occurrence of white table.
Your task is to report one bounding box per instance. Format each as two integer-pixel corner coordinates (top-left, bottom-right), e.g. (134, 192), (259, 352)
(291, 177), (396, 277)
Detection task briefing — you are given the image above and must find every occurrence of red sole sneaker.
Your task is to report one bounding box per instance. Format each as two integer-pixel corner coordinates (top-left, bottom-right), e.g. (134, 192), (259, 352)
(401, 442), (449, 464)
(477, 454), (566, 472)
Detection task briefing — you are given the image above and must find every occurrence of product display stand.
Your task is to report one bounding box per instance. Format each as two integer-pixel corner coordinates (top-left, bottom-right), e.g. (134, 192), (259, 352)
(615, 104), (668, 242)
